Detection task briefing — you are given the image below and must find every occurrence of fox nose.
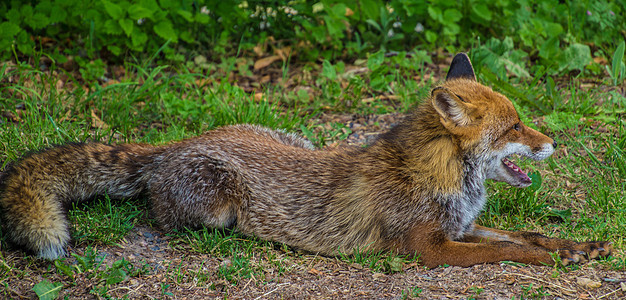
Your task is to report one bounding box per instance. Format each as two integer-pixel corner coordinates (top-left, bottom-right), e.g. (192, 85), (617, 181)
(552, 141), (558, 148)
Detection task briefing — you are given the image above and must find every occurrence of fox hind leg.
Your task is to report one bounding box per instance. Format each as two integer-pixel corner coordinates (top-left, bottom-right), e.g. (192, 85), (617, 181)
(148, 155), (245, 231)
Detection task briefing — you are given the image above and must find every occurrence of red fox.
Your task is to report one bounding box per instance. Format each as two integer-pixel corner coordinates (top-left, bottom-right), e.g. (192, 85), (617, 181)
(0, 53), (612, 267)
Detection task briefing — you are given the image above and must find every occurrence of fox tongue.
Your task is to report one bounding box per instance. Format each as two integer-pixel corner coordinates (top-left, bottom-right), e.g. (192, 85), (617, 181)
(502, 157), (532, 184)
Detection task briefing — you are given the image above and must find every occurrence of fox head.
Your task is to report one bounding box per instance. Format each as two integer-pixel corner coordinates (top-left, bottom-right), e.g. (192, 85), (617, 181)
(432, 53), (556, 188)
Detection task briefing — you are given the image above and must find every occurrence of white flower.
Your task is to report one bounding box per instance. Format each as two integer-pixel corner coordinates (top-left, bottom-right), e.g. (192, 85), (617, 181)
(414, 23), (424, 33)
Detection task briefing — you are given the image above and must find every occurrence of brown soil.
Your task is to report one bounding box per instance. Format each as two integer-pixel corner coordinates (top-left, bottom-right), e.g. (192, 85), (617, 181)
(2, 224), (625, 299)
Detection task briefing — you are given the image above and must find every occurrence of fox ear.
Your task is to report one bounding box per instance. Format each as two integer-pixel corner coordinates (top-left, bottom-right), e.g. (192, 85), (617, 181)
(446, 53), (476, 81)
(431, 87), (474, 127)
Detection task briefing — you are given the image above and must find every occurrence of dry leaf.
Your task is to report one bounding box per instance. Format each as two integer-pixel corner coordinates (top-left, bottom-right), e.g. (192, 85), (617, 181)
(501, 274), (515, 285)
(362, 95), (400, 103)
(593, 56), (608, 65)
(254, 55), (281, 70)
(372, 273), (386, 280)
(254, 92), (264, 101)
(59, 109), (72, 123)
(2, 111), (20, 123)
(253, 44), (265, 57)
(194, 55), (207, 65)
(308, 268), (323, 276)
(101, 79), (119, 88)
(111, 65), (126, 78)
(345, 7), (354, 17)
(260, 75), (271, 84)
(275, 46), (293, 60)
(91, 110), (109, 130)
(195, 78), (211, 87)
(577, 277), (601, 289)
(220, 259), (232, 268)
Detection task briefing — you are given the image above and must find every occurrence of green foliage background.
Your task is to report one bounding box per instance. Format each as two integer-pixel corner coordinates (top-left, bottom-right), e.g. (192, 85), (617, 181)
(1, 0), (624, 78)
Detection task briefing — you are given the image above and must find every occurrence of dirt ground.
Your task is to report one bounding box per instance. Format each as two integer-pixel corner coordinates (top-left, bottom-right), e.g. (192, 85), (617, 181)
(2, 223), (625, 299)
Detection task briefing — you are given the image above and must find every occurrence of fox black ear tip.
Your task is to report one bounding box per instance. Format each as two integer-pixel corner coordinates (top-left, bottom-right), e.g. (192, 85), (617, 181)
(446, 52), (476, 81)
(453, 52), (470, 61)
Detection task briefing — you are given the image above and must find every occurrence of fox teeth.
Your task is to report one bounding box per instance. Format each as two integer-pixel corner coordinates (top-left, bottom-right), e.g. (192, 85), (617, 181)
(503, 158), (520, 172)
(501, 157), (530, 182)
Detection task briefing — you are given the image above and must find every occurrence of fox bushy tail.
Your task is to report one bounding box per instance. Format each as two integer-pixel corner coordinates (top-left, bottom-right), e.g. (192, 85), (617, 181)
(0, 143), (158, 259)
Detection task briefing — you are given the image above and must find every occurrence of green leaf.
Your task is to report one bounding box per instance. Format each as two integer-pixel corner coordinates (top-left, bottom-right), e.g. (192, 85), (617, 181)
(16, 31), (33, 54)
(153, 20), (177, 42)
(360, 0), (381, 20)
(547, 208), (572, 221)
(177, 10), (193, 22)
(179, 31), (193, 43)
(107, 44), (122, 56)
(611, 40), (625, 81)
(118, 18), (134, 37)
(323, 16), (345, 38)
(102, 0), (124, 20)
(128, 4), (154, 20)
(544, 22), (563, 37)
(367, 50), (384, 70)
(443, 8), (462, 23)
(528, 171), (542, 191)
(49, 6), (68, 23)
(195, 12), (209, 24)
(30, 13), (50, 30)
(443, 23), (460, 36)
(54, 260), (75, 280)
(0, 22), (21, 38)
(105, 267), (128, 285)
(539, 36), (560, 60)
(329, 3), (347, 18)
(321, 60), (337, 80)
(311, 26), (326, 43)
(425, 30), (437, 43)
(20, 5), (34, 18)
(159, 0), (176, 9)
(32, 280), (63, 300)
(131, 27), (148, 49)
(427, 6), (442, 23)
(382, 256), (404, 273)
(103, 19), (122, 34)
(472, 4), (492, 22)
(561, 43), (591, 72)
(6, 8), (21, 24)
(365, 19), (382, 32)
(34, 0), (52, 12)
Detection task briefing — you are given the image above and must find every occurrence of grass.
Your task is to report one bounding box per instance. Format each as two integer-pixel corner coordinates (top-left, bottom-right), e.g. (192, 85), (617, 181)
(0, 50), (624, 298)
(68, 195), (145, 246)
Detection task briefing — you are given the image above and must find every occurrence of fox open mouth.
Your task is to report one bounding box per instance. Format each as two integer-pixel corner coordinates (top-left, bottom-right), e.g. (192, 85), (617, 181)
(502, 157), (532, 185)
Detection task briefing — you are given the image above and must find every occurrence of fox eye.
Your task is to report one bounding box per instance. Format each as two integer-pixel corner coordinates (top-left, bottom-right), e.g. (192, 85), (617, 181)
(512, 123), (521, 131)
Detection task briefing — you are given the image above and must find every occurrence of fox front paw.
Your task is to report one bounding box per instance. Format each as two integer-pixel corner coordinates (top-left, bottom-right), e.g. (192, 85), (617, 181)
(575, 241), (613, 260)
(557, 241), (613, 266)
(558, 249), (588, 266)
